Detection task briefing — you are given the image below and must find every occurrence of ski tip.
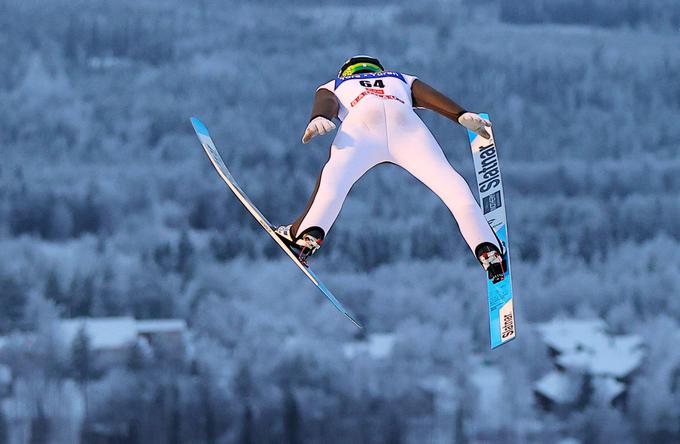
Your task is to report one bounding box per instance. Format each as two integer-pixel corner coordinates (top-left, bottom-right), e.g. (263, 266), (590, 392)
(190, 117), (210, 137)
(347, 313), (363, 329)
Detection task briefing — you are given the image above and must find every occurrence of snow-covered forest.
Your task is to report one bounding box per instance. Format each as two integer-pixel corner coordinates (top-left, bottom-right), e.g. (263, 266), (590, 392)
(0, 0), (679, 442)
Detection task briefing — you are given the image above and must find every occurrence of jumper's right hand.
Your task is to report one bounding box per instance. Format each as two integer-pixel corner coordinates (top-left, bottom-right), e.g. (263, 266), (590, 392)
(302, 116), (336, 144)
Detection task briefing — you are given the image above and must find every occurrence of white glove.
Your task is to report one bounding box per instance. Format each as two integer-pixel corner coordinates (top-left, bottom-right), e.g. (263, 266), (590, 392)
(458, 112), (492, 140)
(302, 116), (336, 144)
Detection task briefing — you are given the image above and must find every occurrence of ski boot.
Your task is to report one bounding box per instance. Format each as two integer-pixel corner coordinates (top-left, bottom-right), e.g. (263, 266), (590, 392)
(274, 225), (325, 266)
(475, 242), (506, 284)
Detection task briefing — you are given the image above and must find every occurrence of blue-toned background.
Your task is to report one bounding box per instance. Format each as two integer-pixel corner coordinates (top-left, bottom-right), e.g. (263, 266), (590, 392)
(1, 1), (679, 443)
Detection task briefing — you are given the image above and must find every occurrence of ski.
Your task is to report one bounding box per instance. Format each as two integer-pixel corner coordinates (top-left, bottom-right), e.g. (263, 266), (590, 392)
(190, 117), (361, 328)
(467, 113), (516, 348)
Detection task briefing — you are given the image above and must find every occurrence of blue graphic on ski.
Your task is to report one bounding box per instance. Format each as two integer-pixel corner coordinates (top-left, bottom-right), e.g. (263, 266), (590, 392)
(190, 117), (361, 328)
(467, 113), (516, 348)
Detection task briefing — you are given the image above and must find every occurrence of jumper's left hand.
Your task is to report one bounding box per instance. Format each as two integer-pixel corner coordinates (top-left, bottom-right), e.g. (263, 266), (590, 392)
(458, 112), (492, 139)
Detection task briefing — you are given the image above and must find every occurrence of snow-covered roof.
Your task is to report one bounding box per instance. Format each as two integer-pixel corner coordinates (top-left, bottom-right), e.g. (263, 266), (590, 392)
(58, 317), (187, 351)
(535, 371), (580, 404)
(342, 333), (395, 360)
(536, 318), (644, 378)
(556, 339), (644, 378)
(535, 371), (626, 407)
(0, 365), (11, 385)
(59, 317), (138, 350)
(592, 376), (625, 403)
(419, 375), (456, 397)
(536, 318), (608, 352)
(136, 319), (187, 334)
(470, 365), (504, 428)
(0, 333), (35, 350)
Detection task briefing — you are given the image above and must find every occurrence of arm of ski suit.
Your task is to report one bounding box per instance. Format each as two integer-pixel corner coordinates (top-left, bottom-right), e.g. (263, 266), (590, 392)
(411, 79), (492, 139)
(302, 89), (339, 144)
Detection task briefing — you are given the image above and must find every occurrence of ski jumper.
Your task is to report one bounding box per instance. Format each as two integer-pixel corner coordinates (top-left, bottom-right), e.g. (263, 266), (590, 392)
(291, 71), (501, 255)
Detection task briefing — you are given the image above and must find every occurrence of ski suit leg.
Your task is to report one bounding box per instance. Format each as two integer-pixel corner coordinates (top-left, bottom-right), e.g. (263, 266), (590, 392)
(292, 126), (386, 237)
(387, 115), (500, 253)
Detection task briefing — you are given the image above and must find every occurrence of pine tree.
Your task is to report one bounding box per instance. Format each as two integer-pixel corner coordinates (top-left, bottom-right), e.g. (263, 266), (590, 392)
(199, 377), (217, 444)
(383, 410), (402, 444)
(71, 326), (93, 437)
(0, 409), (8, 444)
(70, 274), (94, 316)
(282, 388), (301, 444)
(0, 274), (27, 333)
(177, 230), (194, 277)
(236, 365), (255, 444)
(239, 405), (254, 444)
(71, 326), (93, 384)
(169, 382), (181, 444)
(44, 270), (66, 308)
(29, 403), (50, 444)
(126, 341), (146, 371)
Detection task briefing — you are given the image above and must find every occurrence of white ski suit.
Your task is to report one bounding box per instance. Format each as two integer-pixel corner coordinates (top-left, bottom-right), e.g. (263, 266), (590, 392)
(292, 71), (500, 254)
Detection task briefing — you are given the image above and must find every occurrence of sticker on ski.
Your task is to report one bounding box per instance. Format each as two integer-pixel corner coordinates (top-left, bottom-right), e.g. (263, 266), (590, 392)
(467, 113), (516, 348)
(190, 117), (361, 328)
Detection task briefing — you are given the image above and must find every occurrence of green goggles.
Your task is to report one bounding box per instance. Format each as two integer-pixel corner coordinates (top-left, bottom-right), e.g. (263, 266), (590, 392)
(339, 62), (383, 78)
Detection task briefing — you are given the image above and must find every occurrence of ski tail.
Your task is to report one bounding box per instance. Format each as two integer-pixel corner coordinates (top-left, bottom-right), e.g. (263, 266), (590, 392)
(467, 113), (516, 349)
(190, 117), (361, 329)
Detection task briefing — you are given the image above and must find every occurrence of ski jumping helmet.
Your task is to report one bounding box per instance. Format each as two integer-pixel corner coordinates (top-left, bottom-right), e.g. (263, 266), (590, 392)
(338, 55), (384, 78)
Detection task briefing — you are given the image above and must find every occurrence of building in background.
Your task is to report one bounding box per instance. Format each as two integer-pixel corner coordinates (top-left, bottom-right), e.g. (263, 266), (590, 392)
(58, 317), (189, 368)
(0, 317), (189, 444)
(533, 318), (645, 412)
